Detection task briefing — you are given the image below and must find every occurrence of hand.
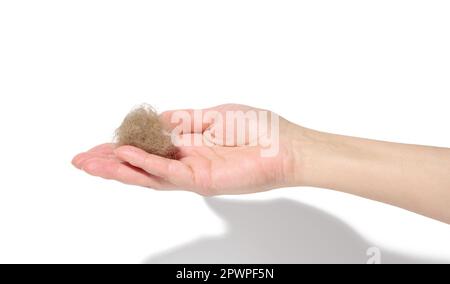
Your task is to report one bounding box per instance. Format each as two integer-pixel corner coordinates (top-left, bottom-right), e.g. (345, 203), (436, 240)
(72, 104), (300, 196)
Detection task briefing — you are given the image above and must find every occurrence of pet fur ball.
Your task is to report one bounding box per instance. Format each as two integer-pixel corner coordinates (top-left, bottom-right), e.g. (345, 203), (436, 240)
(115, 105), (177, 159)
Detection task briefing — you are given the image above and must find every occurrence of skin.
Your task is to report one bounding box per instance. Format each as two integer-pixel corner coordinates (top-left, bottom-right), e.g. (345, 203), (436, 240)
(72, 104), (450, 224)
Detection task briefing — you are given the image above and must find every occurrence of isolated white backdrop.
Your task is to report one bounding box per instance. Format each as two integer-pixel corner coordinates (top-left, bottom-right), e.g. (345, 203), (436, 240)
(0, 1), (449, 264)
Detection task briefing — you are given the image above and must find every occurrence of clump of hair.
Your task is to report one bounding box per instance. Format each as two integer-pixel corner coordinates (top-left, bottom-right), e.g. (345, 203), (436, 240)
(115, 105), (177, 159)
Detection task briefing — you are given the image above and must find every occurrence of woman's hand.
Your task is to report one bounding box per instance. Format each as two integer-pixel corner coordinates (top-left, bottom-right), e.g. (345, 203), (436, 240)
(72, 104), (300, 196)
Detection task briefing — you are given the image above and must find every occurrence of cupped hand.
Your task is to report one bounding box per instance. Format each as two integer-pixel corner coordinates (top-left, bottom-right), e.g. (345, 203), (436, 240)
(72, 104), (299, 196)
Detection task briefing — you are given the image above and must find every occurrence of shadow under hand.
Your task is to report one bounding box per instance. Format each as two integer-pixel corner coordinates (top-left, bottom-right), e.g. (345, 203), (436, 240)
(145, 198), (439, 264)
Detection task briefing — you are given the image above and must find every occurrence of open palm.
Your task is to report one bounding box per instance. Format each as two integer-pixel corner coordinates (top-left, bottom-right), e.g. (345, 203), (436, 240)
(72, 104), (295, 195)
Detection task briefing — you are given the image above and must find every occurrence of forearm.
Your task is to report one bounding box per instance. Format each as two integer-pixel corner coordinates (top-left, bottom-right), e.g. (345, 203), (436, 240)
(289, 124), (450, 224)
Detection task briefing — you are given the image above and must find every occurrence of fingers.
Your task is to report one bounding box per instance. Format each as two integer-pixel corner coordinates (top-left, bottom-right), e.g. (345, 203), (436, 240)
(73, 152), (98, 169)
(72, 143), (117, 169)
(81, 157), (173, 189)
(114, 146), (194, 188)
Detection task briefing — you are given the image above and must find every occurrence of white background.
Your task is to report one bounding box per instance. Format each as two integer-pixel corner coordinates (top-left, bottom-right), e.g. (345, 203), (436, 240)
(0, 1), (449, 264)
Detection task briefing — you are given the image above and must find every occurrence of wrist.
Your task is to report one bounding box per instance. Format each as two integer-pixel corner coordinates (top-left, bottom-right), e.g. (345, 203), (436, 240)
(284, 123), (339, 188)
(283, 123), (318, 187)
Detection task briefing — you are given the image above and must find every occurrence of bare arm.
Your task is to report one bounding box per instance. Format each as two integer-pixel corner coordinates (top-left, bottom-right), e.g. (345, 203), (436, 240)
(289, 125), (450, 223)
